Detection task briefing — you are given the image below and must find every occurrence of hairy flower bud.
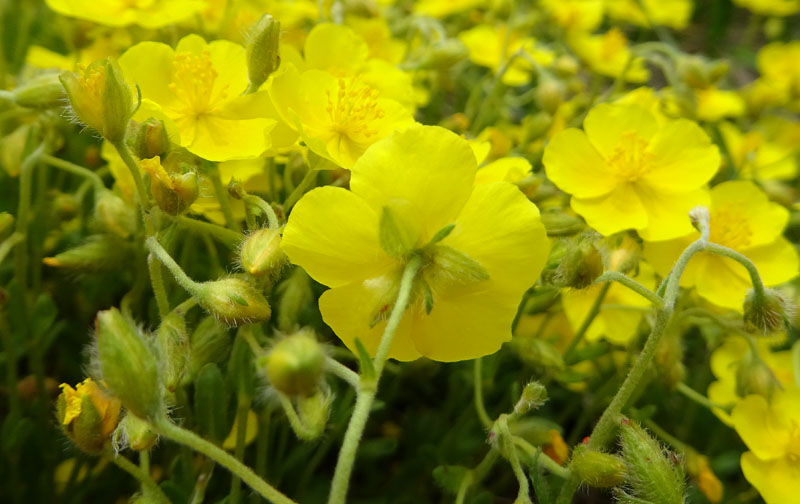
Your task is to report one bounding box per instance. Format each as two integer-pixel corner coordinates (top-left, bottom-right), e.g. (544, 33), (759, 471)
(130, 118), (170, 159)
(260, 329), (325, 397)
(735, 352), (779, 398)
(193, 277), (271, 326)
(570, 445), (627, 488)
(743, 288), (792, 334)
(156, 309), (190, 393)
(57, 378), (121, 455)
(43, 235), (132, 272)
(13, 73), (66, 109)
(240, 228), (286, 277)
(141, 156), (198, 215)
(245, 14), (281, 91)
(95, 308), (162, 419)
(95, 189), (137, 238)
(60, 59), (136, 142)
(618, 419), (685, 504)
(117, 413), (158, 452)
(514, 381), (548, 416)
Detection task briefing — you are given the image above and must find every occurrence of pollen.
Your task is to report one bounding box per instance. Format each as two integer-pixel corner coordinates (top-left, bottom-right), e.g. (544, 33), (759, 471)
(77, 64), (106, 100)
(325, 78), (385, 140)
(607, 130), (655, 182)
(169, 50), (228, 118)
(709, 208), (753, 249)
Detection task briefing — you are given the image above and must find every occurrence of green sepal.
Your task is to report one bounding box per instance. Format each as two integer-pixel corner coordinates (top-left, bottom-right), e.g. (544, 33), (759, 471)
(354, 337), (376, 382)
(379, 206), (416, 258)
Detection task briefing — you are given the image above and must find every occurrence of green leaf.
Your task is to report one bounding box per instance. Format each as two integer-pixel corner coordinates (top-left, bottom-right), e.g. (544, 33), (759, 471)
(194, 363), (230, 443)
(353, 337), (375, 381)
(379, 206), (415, 258)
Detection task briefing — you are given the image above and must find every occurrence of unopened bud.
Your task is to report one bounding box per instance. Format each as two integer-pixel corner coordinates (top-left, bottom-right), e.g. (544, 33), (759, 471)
(416, 39), (468, 70)
(654, 326), (685, 389)
(570, 445), (627, 488)
(193, 277), (271, 326)
(141, 156), (198, 215)
(689, 206), (710, 234)
(295, 389), (332, 440)
(514, 381), (548, 415)
(117, 413), (158, 451)
(156, 309), (189, 393)
(535, 76), (565, 114)
(554, 55), (579, 77)
(275, 268), (314, 332)
(743, 288), (791, 334)
(246, 14), (281, 91)
(735, 352), (779, 398)
(60, 58), (136, 142)
(43, 235), (132, 272)
(618, 419), (685, 504)
(57, 378), (121, 455)
(260, 329), (325, 397)
(540, 210), (584, 236)
(13, 73), (66, 109)
(95, 308), (162, 419)
(130, 118), (170, 159)
(0, 212), (14, 241)
(240, 228), (286, 277)
(554, 237), (603, 289)
(95, 189), (137, 237)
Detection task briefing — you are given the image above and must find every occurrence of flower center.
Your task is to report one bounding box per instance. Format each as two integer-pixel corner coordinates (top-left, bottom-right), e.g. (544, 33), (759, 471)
(607, 130), (654, 182)
(168, 51), (228, 119)
(709, 209), (752, 249)
(78, 64), (106, 100)
(326, 78), (385, 140)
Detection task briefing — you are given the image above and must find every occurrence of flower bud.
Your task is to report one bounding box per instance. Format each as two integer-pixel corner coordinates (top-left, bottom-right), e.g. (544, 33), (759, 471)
(275, 268), (314, 332)
(130, 118), (170, 159)
(260, 329), (325, 397)
(514, 381), (548, 416)
(245, 14), (281, 91)
(95, 189), (137, 238)
(95, 308), (162, 420)
(540, 210), (584, 236)
(554, 55), (579, 77)
(240, 228), (286, 277)
(553, 236), (603, 289)
(140, 156), (198, 215)
(117, 413), (158, 451)
(60, 59), (136, 142)
(415, 40), (468, 70)
(193, 277), (271, 326)
(185, 316), (231, 384)
(57, 378), (121, 455)
(0, 212), (14, 241)
(43, 235), (132, 272)
(570, 445), (627, 488)
(735, 352), (779, 398)
(535, 75), (565, 114)
(13, 73), (66, 109)
(654, 325), (685, 389)
(618, 420), (685, 504)
(294, 389), (332, 440)
(156, 309), (189, 393)
(743, 288), (792, 334)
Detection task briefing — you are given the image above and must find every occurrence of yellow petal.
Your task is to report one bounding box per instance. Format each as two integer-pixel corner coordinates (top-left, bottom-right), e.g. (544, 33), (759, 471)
(583, 104), (659, 158)
(118, 41), (177, 107)
(732, 394), (793, 460)
(741, 453), (800, 504)
(570, 184), (648, 236)
(304, 23), (368, 75)
(636, 187), (710, 241)
(282, 186), (395, 288)
(543, 128), (616, 198)
(642, 119), (720, 192)
(319, 278), (421, 361)
(642, 233), (700, 286)
(694, 254), (752, 310)
(745, 238), (800, 286)
(710, 181), (789, 248)
(222, 409), (259, 450)
(186, 116), (274, 162)
(474, 157), (531, 185)
(350, 125), (477, 243)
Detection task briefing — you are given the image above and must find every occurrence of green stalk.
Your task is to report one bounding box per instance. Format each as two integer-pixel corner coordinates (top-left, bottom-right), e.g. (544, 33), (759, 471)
(473, 358), (493, 428)
(111, 454), (170, 504)
(40, 154), (104, 193)
(154, 417), (297, 504)
(327, 254), (423, 504)
(230, 397), (253, 504)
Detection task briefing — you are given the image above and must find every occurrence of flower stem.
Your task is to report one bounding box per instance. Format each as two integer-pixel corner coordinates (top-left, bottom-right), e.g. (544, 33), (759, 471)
(283, 167), (318, 213)
(145, 236), (198, 295)
(148, 252), (170, 319)
(205, 161), (240, 232)
(327, 254), (423, 504)
(153, 416), (297, 504)
(230, 396), (252, 504)
(40, 154), (105, 193)
(111, 140), (153, 235)
(174, 215), (242, 248)
(595, 271), (664, 308)
(325, 356), (360, 389)
(473, 358), (493, 429)
(111, 454), (170, 504)
(675, 382), (732, 412)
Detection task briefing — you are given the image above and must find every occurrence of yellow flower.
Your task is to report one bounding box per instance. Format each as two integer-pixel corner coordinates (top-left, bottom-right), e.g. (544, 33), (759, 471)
(118, 34), (277, 162)
(732, 0), (800, 16)
(731, 390), (800, 504)
(693, 86), (746, 122)
(57, 378), (121, 454)
(474, 157), (532, 185)
(45, 0), (206, 28)
(543, 103), (719, 240)
(281, 126), (550, 361)
(643, 181), (799, 310)
(707, 334), (796, 425)
(562, 262), (656, 346)
(605, 0), (694, 30)
(412, 0), (485, 18)
(719, 121), (798, 181)
(540, 0), (604, 33)
(568, 29), (650, 82)
(458, 25), (554, 87)
(756, 42), (800, 110)
(345, 16), (406, 64)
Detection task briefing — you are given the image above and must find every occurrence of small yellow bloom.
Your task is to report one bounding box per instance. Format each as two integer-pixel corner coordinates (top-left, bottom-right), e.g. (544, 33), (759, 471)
(57, 378), (121, 454)
(543, 103), (719, 240)
(719, 121), (798, 181)
(643, 181), (799, 310)
(459, 25), (554, 87)
(281, 126), (550, 361)
(756, 42), (800, 110)
(474, 157), (532, 185)
(605, 0), (694, 30)
(118, 35), (279, 161)
(731, 390), (800, 504)
(540, 0), (604, 33)
(45, 0), (206, 28)
(412, 0), (484, 18)
(733, 0), (800, 16)
(693, 86), (746, 122)
(568, 29), (650, 83)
